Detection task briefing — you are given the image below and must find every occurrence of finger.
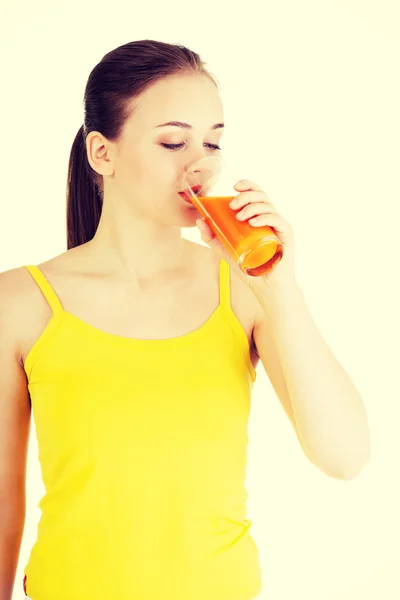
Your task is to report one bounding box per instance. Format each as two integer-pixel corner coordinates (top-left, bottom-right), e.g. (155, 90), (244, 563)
(235, 202), (278, 221)
(234, 179), (262, 192)
(229, 191), (275, 211)
(248, 213), (289, 233)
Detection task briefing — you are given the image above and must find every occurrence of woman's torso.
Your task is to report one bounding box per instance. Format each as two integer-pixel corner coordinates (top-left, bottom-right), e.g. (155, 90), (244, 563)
(12, 238), (266, 600)
(16, 239), (264, 600)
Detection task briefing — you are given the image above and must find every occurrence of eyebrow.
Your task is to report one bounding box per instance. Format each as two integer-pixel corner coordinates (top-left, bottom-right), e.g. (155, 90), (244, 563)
(156, 121), (224, 130)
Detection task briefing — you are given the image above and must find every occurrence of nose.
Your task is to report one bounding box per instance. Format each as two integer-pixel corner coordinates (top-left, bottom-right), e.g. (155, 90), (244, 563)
(184, 158), (209, 174)
(185, 159), (216, 177)
(181, 155), (221, 193)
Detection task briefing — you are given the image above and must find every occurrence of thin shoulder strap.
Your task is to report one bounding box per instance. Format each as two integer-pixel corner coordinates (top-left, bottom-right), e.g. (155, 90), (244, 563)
(219, 258), (231, 310)
(218, 258), (256, 382)
(23, 265), (64, 315)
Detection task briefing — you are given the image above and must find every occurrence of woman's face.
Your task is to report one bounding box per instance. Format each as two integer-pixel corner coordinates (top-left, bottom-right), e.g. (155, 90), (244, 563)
(105, 73), (225, 227)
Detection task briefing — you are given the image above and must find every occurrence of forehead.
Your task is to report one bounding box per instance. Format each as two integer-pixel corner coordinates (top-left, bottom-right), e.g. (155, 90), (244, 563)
(129, 74), (224, 131)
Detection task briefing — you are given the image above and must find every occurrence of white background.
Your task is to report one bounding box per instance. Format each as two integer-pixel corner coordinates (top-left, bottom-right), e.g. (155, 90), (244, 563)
(1, 0), (399, 598)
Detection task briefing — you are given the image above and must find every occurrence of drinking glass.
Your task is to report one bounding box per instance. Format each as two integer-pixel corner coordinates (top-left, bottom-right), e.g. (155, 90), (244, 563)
(180, 156), (284, 277)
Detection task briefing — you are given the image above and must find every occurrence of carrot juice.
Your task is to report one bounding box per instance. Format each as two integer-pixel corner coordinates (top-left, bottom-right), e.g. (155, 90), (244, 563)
(192, 194), (284, 277)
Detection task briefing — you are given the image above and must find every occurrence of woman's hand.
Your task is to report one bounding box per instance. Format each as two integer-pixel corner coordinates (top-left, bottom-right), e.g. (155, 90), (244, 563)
(196, 179), (296, 294)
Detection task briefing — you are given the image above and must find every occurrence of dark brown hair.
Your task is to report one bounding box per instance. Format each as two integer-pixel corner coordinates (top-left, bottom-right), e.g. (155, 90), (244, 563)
(66, 39), (219, 250)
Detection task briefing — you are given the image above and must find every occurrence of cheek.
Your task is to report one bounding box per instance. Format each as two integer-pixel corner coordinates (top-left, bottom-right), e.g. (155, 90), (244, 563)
(124, 160), (155, 194)
(151, 164), (180, 197)
(119, 150), (180, 202)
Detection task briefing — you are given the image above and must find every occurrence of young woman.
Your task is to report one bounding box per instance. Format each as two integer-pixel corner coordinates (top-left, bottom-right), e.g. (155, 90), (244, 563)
(0, 40), (369, 600)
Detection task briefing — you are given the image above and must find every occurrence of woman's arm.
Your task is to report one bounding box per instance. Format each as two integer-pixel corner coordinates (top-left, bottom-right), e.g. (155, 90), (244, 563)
(252, 280), (370, 480)
(0, 270), (31, 600)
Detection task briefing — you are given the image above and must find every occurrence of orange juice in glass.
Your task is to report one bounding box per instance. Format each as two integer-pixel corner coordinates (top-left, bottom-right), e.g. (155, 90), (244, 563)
(180, 156), (283, 277)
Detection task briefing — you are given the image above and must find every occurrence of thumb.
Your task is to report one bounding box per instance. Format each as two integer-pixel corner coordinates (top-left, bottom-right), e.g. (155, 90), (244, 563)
(196, 218), (222, 248)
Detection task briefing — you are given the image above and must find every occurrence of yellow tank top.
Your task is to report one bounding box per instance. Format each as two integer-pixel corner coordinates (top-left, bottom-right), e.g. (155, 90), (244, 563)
(21, 258), (262, 600)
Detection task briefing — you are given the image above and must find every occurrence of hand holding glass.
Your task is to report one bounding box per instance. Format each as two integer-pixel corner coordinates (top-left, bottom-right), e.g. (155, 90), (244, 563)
(180, 156), (284, 277)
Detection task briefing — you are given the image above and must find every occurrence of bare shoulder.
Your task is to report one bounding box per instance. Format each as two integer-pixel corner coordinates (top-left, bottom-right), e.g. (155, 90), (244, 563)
(0, 263), (57, 366)
(0, 265), (35, 311)
(0, 267), (35, 360)
(0, 249), (87, 368)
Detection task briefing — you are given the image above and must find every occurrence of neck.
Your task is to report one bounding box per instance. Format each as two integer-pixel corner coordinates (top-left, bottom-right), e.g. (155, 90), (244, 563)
(76, 200), (195, 287)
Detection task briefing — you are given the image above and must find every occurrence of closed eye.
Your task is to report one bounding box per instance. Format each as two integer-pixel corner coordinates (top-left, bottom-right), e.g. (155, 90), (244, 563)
(161, 143), (221, 151)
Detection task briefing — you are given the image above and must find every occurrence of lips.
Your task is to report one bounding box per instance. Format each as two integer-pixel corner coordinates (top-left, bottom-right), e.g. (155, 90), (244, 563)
(179, 185), (202, 204)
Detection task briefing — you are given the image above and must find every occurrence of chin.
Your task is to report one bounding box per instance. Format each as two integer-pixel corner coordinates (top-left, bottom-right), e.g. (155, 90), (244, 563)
(180, 202), (200, 220)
